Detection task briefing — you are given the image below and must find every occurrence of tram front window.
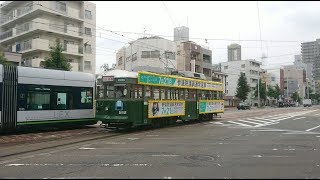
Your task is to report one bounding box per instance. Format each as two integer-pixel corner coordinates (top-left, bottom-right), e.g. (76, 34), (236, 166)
(115, 86), (126, 98)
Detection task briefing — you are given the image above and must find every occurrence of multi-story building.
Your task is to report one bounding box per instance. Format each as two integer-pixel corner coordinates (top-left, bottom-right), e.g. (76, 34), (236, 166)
(115, 36), (176, 73)
(176, 41), (213, 79)
(301, 39), (320, 92)
(173, 26), (189, 42)
(280, 65), (306, 99)
(227, 43), (241, 62)
(0, 1), (96, 74)
(218, 59), (262, 106)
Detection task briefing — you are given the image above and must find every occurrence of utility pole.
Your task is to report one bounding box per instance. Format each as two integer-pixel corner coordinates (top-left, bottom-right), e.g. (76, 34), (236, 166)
(129, 42), (133, 71)
(258, 77), (260, 107)
(287, 77), (289, 97)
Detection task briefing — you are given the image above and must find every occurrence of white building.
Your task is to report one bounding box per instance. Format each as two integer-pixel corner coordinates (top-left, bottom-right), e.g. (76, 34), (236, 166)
(219, 59), (263, 106)
(115, 36), (176, 73)
(0, 1), (96, 74)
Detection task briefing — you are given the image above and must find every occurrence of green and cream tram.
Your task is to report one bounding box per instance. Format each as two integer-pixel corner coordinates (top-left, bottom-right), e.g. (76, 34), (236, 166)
(95, 70), (224, 129)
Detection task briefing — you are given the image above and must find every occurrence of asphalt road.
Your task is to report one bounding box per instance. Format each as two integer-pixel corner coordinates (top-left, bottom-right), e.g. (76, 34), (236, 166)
(1, 106), (320, 178)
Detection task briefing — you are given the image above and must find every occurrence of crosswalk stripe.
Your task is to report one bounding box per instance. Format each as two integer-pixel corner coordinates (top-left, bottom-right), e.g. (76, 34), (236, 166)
(237, 120), (263, 126)
(293, 117), (306, 120)
(246, 118), (274, 124)
(252, 117), (278, 122)
(227, 121), (252, 127)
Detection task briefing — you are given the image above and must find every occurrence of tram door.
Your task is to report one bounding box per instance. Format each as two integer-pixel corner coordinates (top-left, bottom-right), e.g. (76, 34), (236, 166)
(1, 65), (18, 132)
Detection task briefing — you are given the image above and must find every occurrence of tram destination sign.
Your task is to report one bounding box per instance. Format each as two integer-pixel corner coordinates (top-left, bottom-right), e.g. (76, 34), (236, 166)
(138, 72), (223, 91)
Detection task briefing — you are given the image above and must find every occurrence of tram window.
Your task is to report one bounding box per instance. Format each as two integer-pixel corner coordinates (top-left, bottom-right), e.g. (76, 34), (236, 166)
(205, 91), (212, 100)
(213, 91), (217, 99)
(57, 93), (67, 110)
(160, 88), (166, 100)
(106, 85), (115, 98)
(144, 86), (151, 99)
(153, 88), (160, 100)
(164, 88), (169, 99)
(27, 90), (50, 110)
(115, 86), (125, 98)
(81, 88), (92, 104)
(179, 89), (185, 99)
(134, 85), (142, 98)
(169, 88), (175, 99)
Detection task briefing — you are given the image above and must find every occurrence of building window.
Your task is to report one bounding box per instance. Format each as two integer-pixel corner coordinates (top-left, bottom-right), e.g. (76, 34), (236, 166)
(84, 61), (91, 70)
(126, 56), (131, 62)
(85, 27), (92, 36)
(85, 10), (92, 19)
(85, 44), (92, 53)
(141, 51), (150, 58)
(241, 64), (245, 68)
(224, 66), (228, 70)
(55, 1), (66, 13)
(132, 53), (137, 61)
(165, 51), (175, 60)
(118, 57), (123, 65)
(151, 50), (160, 58)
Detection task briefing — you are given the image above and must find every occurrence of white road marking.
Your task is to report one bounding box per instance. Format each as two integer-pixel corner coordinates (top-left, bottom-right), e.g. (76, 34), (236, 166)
(306, 125), (320, 132)
(227, 121), (252, 127)
(237, 120), (263, 126)
(314, 113), (320, 116)
(246, 118), (274, 124)
(151, 154), (179, 157)
(5, 163), (152, 167)
(79, 147), (96, 150)
(127, 138), (139, 140)
(251, 129), (287, 132)
(104, 142), (126, 144)
(293, 117), (306, 120)
(146, 135), (159, 137)
(213, 122), (223, 125)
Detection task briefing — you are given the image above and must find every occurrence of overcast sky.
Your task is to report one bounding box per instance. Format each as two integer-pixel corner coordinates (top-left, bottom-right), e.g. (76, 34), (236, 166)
(93, 1), (320, 74)
(2, 1), (320, 74)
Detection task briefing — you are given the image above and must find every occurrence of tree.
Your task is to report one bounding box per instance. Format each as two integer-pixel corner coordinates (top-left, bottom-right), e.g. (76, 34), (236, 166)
(267, 85), (275, 99)
(291, 91), (301, 102)
(267, 84), (281, 99)
(43, 39), (71, 71)
(0, 46), (9, 65)
(100, 63), (110, 73)
(274, 84), (281, 99)
(235, 73), (250, 102)
(254, 79), (267, 104)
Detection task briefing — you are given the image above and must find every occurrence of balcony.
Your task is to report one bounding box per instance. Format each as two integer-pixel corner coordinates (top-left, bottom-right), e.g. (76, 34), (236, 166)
(15, 38), (83, 57)
(0, 20), (83, 43)
(1, 2), (84, 27)
(23, 58), (79, 71)
(0, 3), (33, 25)
(0, 29), (13, 40)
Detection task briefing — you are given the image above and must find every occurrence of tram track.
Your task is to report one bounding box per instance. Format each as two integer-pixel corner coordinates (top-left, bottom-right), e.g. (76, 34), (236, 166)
(0, 119), (209, 160)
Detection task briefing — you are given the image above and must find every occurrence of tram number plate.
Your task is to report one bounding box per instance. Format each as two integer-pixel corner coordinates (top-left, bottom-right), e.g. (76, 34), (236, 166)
(119, 111), (127, 114)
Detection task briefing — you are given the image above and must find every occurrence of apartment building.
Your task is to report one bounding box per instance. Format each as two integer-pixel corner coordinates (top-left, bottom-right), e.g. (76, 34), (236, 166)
(280, 65), (306, 99)
(176, 41), (213, 79)
(0, 1), (96, 74)
(115, 36), (176, 73)
(227, 43), (241, 62)
(219, 59), (262, 106)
